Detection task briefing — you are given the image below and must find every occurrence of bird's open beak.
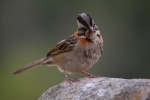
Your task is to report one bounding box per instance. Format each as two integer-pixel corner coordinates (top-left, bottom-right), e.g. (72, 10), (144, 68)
(89, 26), (94, 33)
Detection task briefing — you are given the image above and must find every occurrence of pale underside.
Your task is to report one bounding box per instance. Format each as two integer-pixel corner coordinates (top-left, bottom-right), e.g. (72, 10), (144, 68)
(43, 34), (102, 74)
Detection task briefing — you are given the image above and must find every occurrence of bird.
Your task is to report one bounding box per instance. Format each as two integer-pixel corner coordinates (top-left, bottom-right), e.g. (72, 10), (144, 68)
(13, 13), (103, 82)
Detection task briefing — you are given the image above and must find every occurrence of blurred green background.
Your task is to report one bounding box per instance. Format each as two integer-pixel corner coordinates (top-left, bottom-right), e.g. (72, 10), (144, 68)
(1, 0), (150, 100)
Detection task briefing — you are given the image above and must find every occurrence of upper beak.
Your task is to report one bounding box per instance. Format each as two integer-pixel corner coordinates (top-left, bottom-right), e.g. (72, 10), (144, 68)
(89, 26), (94, 33)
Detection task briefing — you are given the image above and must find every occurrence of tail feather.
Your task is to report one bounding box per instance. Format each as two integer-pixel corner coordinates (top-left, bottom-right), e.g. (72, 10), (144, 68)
(13, 57), (46, 74)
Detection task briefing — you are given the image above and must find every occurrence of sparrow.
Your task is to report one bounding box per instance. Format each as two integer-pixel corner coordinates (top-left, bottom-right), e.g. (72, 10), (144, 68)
(13, 13), (103, 82)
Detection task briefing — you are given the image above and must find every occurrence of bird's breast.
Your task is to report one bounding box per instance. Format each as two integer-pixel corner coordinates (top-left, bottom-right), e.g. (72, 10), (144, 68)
(54, 42), (102, 74)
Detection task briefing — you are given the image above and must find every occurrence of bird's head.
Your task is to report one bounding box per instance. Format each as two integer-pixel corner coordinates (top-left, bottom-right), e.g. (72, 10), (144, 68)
(77, 13), (100, 40)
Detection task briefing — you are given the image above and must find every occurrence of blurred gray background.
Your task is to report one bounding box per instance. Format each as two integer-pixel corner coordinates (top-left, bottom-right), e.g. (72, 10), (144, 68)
(1, 0), (150, 100)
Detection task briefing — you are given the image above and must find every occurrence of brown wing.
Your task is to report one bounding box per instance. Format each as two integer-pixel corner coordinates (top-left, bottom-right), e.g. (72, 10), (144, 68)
(47, 35), (79, 56)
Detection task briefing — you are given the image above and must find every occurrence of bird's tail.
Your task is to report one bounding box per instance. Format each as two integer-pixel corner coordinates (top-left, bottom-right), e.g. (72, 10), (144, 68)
(13, 57), (46, 74)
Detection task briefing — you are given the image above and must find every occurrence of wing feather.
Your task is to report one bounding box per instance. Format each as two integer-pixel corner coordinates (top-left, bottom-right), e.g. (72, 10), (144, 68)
(47, 35), (79, 56)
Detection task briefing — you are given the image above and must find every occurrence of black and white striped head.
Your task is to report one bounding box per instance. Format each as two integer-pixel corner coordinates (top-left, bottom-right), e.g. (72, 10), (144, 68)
(77, 13), (99, 37)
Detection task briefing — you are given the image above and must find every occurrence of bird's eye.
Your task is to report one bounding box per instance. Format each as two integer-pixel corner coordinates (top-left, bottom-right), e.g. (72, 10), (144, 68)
(78, 27), (87, 36)
(93, 23), (96, 27)
(97, 34), (100, 38)
(79, 27), (86, 31)
(81, 28), (87, 31)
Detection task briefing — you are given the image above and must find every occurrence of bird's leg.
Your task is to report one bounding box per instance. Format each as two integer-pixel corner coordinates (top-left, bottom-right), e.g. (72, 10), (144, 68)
(63, 69), (79, 82)
(81, 71), (102, 78)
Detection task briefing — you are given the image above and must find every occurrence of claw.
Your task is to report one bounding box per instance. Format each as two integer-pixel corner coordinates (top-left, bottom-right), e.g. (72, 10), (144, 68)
(63, 78), (79, 83)
(63, 69), (79, 83)
(81, 71), (102, 78)
(88, 75), (102, 78)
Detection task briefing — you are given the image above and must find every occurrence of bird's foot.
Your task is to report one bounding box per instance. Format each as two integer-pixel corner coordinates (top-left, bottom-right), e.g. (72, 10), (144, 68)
(63, 78), (79, 83)
(81, 71), (102, 78)
(87, 74), (102, 78)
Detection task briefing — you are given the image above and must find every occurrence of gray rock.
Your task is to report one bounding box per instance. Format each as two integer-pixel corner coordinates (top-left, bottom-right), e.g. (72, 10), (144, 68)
(39, 77), (150, 100)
